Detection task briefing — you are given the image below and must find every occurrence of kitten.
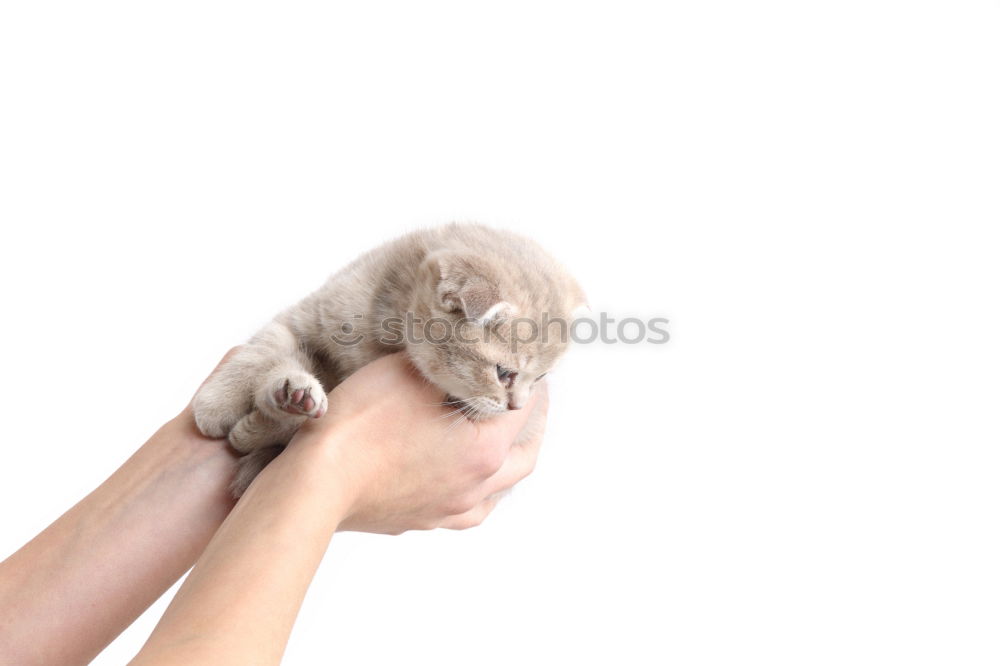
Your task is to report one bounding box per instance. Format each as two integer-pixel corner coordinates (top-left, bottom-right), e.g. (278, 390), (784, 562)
(193, 223), (586, 496)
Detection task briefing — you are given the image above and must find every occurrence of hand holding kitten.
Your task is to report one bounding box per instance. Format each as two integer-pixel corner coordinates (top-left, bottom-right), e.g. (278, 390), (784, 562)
(255, 352), (549, 535)
(131, 351), (549, 664)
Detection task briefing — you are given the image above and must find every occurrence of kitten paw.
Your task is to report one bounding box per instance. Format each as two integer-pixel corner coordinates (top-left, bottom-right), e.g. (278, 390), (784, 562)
(270, 375), (328, 419)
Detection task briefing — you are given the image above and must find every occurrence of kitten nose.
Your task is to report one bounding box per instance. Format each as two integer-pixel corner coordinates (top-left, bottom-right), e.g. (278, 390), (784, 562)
(507, 401), (521, 411)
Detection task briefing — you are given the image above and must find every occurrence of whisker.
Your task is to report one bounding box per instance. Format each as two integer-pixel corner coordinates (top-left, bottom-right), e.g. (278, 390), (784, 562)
(445, 412), (468, 433)
(444, 397), (485, 433)
(465, 401), (488, 423)
(435, 407), (465, 421)
(425, 399), (467, 407)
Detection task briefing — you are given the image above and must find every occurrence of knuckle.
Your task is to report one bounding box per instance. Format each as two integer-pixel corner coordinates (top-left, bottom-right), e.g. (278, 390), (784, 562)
(522, 456), (538, 477)
(446, 495), (478, 515)
(456, 515), (482, 530)
(473, 449), (505, 479)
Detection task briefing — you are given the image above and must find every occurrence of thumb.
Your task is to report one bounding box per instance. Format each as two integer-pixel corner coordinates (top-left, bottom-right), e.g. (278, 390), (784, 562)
(472, 380), (550, 452)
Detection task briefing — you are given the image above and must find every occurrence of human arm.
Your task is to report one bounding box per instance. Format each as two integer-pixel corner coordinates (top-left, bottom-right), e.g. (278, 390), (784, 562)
(130, 352), (548, 665)
(0, 364), (240, 665)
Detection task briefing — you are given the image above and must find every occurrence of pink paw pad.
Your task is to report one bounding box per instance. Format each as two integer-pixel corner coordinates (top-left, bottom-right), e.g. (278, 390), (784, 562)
(274, 381), (326, 418)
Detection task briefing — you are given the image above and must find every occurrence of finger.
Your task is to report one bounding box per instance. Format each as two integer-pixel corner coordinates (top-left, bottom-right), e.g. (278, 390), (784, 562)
(516, 379), (549, 447)
(478, 414), (546, 497)
(460, 381), (550, 481)
(474, 381), (549, 495)
(438, 495), (501, 530)
(471, 378), (550, 455)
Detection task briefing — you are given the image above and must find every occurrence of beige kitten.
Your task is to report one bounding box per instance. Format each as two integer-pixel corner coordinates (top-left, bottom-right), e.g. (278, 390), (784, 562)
(193, 223), (585, 496)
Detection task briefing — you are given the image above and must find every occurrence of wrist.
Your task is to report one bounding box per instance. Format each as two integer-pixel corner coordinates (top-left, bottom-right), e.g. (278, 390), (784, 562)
(282, 424), (368, 525)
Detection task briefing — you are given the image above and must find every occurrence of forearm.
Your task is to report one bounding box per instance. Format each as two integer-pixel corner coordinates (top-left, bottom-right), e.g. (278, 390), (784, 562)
(0, 412), (237, 666)
(131, 432), (352, 666)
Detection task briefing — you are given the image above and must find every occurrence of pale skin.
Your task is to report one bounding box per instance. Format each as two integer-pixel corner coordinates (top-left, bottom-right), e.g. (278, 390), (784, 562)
(0, 350), (548, 665)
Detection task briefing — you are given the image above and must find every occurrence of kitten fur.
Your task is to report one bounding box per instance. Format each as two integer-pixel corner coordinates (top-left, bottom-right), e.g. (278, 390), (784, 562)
(193, 223), (585, 496)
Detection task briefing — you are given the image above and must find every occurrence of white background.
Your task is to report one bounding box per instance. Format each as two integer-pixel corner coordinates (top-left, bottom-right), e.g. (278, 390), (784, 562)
(2, 1), (999, 664)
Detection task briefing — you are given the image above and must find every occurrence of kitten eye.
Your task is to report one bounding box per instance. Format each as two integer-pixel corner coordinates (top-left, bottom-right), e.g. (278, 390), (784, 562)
(534, 372), (547, 383)
(496, 364), (517, 388)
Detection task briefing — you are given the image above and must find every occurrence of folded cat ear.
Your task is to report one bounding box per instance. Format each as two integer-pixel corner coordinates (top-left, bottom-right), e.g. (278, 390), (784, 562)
(471, 297), (517, 325)
(425, 252), (516, 325)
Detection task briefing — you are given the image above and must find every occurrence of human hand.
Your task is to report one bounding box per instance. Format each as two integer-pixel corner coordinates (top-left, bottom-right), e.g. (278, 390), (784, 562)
(289, 353), (549, 534)
(128, 351), (547, 664)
